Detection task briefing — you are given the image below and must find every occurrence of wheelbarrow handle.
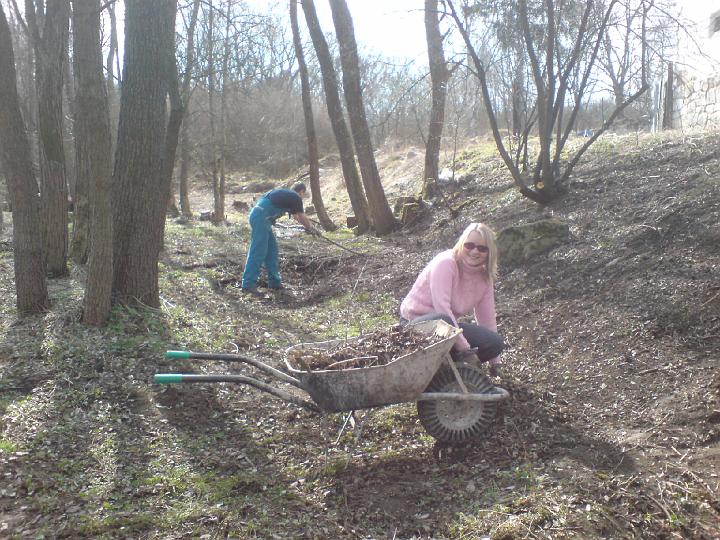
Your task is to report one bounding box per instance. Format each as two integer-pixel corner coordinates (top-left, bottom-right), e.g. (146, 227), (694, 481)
(165, 350), (303, 389)
(154, 373), (321, 413)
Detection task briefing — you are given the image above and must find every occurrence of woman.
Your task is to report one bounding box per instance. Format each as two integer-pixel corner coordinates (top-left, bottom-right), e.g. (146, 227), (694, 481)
(400, 222), (505, 376)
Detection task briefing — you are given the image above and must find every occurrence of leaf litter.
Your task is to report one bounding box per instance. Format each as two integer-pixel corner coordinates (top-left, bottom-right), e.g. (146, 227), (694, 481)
(286, 324), (441, 370)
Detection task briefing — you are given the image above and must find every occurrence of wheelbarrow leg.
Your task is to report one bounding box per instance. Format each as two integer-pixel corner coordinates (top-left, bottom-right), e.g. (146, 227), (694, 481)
(335, 409), (373, 444)
(445, 354), (469, 394)
(336, 411), (357, 444)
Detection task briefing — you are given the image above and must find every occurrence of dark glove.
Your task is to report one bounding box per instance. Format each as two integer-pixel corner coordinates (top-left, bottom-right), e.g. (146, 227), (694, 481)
(453, 349), (480, 365)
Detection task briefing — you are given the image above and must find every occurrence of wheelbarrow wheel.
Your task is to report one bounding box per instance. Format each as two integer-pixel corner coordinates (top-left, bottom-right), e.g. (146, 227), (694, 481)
(417, 364), (498, 444)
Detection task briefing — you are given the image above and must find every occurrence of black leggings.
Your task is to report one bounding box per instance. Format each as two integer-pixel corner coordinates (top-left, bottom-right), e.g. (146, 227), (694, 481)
(400, 312), (504, 362)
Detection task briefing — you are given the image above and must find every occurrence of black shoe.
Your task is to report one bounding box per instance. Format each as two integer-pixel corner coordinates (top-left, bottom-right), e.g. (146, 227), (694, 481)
(241, 286), (261, 295)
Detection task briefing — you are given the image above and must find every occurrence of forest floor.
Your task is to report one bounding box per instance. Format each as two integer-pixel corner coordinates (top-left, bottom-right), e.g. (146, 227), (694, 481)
(0, 130), (719, 539)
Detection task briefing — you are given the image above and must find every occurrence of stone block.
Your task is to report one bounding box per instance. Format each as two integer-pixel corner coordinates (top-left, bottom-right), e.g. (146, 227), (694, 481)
(496, 219), (570, 267)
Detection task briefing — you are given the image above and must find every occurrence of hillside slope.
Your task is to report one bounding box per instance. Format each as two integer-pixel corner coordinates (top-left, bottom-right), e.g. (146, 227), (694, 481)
(0, 131), (718, 539)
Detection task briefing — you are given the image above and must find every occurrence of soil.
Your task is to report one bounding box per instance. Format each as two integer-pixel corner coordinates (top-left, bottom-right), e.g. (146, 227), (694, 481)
(0, 130), (719, 539)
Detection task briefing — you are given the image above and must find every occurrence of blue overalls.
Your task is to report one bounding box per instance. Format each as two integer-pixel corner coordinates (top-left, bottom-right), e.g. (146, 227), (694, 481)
(241, 197), (284, 289)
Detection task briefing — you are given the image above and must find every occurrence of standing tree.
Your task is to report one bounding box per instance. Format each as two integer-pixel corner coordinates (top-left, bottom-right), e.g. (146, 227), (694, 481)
(163, 0), (201, 218)
(204, 0), (224, 224)
(112, 0), (176, 307)
(178, 0), (202, 218)
(447, 0), (650, 203)
(0, 4), (49, 314)
(72, 0), (113, 325)
(289, 0), (335, 231)
(423, 0), (451, 198)
(328, 0), (398, 235)
(301, 0), (370, 233)
(18, 0), (70, 275)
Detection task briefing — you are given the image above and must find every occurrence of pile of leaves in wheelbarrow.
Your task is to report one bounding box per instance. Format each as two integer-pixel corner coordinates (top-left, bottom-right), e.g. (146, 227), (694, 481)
(287, 324), (441, 371)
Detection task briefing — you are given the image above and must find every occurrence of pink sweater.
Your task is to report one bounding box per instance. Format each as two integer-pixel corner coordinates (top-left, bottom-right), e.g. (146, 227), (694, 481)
(400, 250), (497, 352)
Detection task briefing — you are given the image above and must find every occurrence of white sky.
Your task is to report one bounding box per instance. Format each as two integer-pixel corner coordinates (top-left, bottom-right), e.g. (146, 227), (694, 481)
(308, 0), (720, 76)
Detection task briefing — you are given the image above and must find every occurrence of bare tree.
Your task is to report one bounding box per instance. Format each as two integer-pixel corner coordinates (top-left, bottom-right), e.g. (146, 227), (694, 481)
(423, 0), (451, 198)
(289, 0), (336, 231)
(178, 0), (202, 218)
(112, 0), (176, 307)
(0, 4), (49, 314)
(72, 0), (113, 325)
(447, 0), (650, 203)
(164, 0), (201, 218)
(328, 0), (398, 235)
(301, 0), (370, 233)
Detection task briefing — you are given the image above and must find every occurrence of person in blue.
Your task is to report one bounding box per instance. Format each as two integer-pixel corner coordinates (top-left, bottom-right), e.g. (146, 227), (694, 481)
(241, 182), (320, 293)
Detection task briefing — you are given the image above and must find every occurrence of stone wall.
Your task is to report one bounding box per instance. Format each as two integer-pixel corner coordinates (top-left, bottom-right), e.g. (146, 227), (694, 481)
(676, 74), (720, 129)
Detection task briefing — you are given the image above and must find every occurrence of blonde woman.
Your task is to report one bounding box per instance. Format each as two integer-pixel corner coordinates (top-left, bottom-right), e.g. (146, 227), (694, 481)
(400, 223), (504, 376)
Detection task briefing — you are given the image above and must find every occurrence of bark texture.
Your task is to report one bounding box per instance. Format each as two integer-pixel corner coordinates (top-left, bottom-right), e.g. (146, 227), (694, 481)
(28, 0), (70, 276)
(329, 0), (397, 235)
(301, 0), (370, 233)
(73, 0), (113, 325)
(112, 0), (176, 307)
(0, 5), (49, 313)
(423, 0), (450, 199)
(290, 0), (335, 231)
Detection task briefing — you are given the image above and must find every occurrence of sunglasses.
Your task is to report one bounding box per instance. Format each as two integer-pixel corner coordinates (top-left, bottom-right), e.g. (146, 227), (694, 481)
(463, 242), (489, 253)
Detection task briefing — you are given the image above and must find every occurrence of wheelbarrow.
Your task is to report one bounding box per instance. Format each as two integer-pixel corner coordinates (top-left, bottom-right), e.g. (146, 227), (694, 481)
(155, 320), (509, 443)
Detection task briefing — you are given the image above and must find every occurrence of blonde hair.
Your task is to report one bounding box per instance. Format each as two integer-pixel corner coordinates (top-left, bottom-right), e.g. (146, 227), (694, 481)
(451, 222), (498, 283)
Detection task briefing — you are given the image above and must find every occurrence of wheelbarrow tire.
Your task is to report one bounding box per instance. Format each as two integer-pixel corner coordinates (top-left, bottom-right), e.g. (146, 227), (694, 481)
(417, 364), (498, 444)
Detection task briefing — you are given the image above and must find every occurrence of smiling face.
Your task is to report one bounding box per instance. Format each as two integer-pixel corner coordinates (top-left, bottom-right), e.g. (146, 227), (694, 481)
(460, 230), (489, 268)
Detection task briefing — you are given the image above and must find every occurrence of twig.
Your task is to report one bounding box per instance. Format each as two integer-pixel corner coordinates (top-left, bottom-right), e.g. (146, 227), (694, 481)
(344, 261), (369, 342)
(701, 290), (720, 307)
(647, 493), (675, 522)
(326, 356), (377, 370)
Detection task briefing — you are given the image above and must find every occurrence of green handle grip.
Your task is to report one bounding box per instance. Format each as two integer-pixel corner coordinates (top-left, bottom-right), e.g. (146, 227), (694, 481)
(155, 374), (185, 384)
(165, 351), (191, 359)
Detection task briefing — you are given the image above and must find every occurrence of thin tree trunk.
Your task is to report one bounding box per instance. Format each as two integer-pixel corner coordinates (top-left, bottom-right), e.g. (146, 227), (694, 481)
(217, 0), (231, 225)
(422, 0), (450, 200)
(329, 0), (397, 235)
(73, 0), (113, 325)
(662, 61), (673, 130)
(179, 115), (192, 217)
(105, 0), (118, 154)
(301, 0), (369, 233)
(290, 0), (335, 231)
(112, 0), (176, 307)
(0, 5), (49, 314)
(207, 0), (222, 223)
(181, 0), (201, 218)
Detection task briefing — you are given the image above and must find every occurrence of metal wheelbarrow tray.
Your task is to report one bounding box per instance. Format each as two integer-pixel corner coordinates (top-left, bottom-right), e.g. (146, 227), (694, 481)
(156, 320), (510, 443)
(283, 319), (461, 412)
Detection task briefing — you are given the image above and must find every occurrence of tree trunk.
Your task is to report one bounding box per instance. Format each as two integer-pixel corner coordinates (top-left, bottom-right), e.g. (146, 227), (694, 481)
(206, 0), (222, 224)
(179, 117), (192, 217)
(329, 0), (397, 235)
(69, 16), (92, 266)
(662, 61), (673, 130)
(0, 5), (49, 314)
(72, 0), (113, 325)
(290, 0), (335, 231)
(217, 0), (232, 225)
(422, 0), (450, 200)
(29, 0), (70, 276)
(112, 0), (176, 307)
(301, 0), (370, 233)
(180, 0), (200, 217)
